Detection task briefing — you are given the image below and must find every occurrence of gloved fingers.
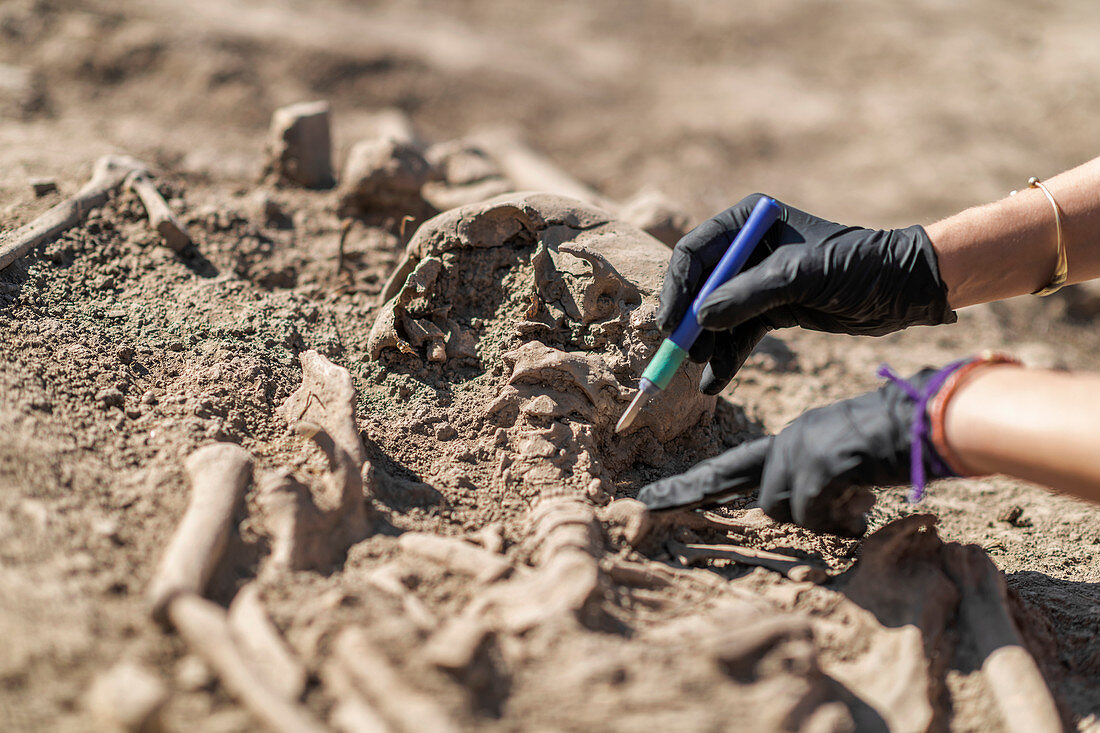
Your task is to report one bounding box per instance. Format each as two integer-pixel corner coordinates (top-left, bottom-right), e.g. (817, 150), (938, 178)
(788, 455), (859, 528)
(688, 329), (715, 365)
(637, 436), (772, 511)
(797, 483), (874, 537)
(695, 248), (804, 331)
(657, 220), (729, 333)
(656, 195), (769, 333)
(699, 318), (770, 395)
(757, 457), (793, 525)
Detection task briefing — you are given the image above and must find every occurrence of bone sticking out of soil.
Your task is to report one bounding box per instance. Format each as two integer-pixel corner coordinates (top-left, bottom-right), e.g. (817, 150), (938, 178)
(0, 155), (150, 271)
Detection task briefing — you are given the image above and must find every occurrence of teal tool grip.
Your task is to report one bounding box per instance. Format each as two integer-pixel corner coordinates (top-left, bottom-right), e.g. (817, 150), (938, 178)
(640, 339), (689, 390)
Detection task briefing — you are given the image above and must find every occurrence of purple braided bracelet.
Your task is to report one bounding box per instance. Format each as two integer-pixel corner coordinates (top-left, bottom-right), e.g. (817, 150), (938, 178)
(876, 359), (970, 502)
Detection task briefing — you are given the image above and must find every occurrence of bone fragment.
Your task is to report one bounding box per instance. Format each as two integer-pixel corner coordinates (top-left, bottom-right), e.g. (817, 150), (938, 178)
(126, 170), (191, 252)
(337, 137), (433, 218)
(473, 521), (505, 554)
(357, 108), (423, 148)
(294, 416), (367, 512)
(271, 422), (369, 567)
(279, 350), (365, 468)
(333, 627), (460, 733)
(261, 352), (373, 573)
(605, 558), (672, 590)
(148, 443), (253, 624)
(600, 498), (653, 548)
(619, 187), (689, 248)
(266, 100), (334, 189)
(704, 509), (773, 532)
(0, 155), (150, 272)
(468, 126), (615, 210)
(168, 594), (327, 733)
(364, 563), (437, 629)
(327, 670), (393, 733)
(398, 532), (512, 583)
(942, 544), (1062, 733)
(669, 540), (827, 584)
(228, 583), (308, 701)
(423, 611), (492, 672)
(255, 470), (331, 573)
(465, 498), (604, 632)
(86, 661), (167, 733)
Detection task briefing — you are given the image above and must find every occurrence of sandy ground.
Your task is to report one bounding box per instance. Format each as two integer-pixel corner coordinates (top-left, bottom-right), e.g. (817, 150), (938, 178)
(2, 1), (1099, 731)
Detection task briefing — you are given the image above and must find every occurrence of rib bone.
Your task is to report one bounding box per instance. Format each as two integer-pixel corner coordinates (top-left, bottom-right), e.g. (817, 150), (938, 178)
(228, 583), (308, 702)
(169, 594), (327, 733)
(398, 532), (512, 583)
(333, 627), (460, 733)
(668, 540), (827, 584)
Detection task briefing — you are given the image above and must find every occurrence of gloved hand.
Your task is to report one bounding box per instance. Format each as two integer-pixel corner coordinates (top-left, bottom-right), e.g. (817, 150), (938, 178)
(637, 367), (953, 536)
(658, 194), (957, 394)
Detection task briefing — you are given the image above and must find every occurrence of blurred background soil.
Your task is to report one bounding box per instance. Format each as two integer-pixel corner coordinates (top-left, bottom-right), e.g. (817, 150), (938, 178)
(2, 0), (1099, 730)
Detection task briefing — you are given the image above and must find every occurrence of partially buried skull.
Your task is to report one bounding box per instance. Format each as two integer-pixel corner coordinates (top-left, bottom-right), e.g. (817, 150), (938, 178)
(368, 192), (715, 503)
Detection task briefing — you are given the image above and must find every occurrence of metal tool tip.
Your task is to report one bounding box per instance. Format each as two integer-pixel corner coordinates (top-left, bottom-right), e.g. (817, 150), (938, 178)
(615, 390), (650, 434)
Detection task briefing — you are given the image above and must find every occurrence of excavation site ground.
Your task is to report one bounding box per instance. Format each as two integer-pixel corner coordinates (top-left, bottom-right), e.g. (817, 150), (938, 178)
(2, 1), (1100, 731)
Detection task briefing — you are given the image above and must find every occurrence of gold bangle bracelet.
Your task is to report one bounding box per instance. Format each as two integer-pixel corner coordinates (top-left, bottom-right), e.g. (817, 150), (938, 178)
(1026, 177), (1069, 296)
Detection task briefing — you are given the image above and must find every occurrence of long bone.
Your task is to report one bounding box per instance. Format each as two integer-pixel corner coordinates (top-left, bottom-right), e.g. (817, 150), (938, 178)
(228, 583), (308, 702)
(260, 351), (373, 573)
(148, 443), (253, 622)
(668, 540), (828, 584)
(942, 544), (1063, 733)
(126, 169), (192, 252)
(332, 627), (460, 733)
(148, 443), (326, 733)
(168, 595), (327, 733)
(0, 155), (150, 271)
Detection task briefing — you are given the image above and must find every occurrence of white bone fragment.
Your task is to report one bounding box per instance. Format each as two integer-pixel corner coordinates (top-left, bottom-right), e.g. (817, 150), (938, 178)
(1, 155), (150, 271)
(333, 628), (460, 733)
(126, 170), (191, 252)
(148, 443), (253, 623)
(398, 532), (512, 583)
(228, 583), (308, 701)
(168, 594), (327, 733)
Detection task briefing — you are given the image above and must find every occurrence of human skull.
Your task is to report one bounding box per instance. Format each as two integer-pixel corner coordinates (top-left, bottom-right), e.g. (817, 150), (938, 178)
(368, 193), (715, 500)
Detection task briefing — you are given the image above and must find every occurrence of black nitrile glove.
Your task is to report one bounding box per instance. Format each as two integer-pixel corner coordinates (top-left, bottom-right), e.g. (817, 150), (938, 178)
(658, 194), (957, 394)
(638, 367), (951, 536)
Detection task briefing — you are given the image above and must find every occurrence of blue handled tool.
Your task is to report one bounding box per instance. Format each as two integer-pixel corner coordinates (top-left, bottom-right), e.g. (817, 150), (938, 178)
(615, 196), (782, 433)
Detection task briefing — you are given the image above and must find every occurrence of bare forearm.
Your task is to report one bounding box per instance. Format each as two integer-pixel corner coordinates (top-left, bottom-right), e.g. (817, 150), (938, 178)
(927, 156), (1100, 308)
(944, 366), (1100, 502)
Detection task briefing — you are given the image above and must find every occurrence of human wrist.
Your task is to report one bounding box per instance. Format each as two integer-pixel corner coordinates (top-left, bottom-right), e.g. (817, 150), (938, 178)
(930, 355), (1024, 476)
(926, 187), (1070, 308)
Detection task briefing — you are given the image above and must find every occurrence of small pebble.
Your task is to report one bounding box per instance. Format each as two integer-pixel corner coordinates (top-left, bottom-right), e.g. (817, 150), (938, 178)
(30, 178), (58, 197)
(997, 504), (1031, 527)
(96, 387), (125, 409)
(435, 423), (457, 441)
(116, 345), (135, 364)
(140, 390), (157, 406)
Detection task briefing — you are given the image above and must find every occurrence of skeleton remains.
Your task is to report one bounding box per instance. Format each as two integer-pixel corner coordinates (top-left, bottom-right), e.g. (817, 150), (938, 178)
(129, 190), (1068, 732)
